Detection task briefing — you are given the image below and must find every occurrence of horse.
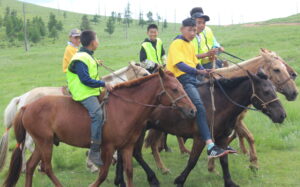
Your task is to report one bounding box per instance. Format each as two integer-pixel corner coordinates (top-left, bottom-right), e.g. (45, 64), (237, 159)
(2, 70), (196, 187)
(0, 61), (150, 173)
(115, 68), (286, 187)
(147, 49), (298, 173)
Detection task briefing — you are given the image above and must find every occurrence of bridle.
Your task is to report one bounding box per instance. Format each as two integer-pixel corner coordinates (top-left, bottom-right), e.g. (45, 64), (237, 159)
(110, 73), (188, 110)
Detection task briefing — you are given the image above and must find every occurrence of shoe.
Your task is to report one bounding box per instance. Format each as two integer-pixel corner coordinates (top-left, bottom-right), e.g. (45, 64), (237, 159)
(226, 146), (237, 154)
(88, 149), (103, 167)
(207, 145), (229, 158)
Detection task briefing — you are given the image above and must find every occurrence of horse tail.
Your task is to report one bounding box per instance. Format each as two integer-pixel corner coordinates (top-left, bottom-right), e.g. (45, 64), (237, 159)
(0, 97), (21, 172)
(144, 129), (163, 148)
(3, 107), (26, 187)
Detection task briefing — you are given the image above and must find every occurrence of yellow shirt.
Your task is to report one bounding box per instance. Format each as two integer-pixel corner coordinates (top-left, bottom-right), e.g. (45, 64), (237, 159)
(62, 44), (78, 73)
(166, 37), (198, 77)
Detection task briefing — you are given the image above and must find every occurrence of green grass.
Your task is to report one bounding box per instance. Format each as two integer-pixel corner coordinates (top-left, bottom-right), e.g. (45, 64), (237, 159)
(1, 0), (300, 186)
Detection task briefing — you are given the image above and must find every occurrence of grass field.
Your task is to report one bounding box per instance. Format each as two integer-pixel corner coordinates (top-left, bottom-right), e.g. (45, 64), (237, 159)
(0, 0), (300, 186)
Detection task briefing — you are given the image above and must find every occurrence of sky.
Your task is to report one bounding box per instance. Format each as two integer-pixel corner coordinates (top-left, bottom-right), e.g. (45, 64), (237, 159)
(20, 0), (300, 25)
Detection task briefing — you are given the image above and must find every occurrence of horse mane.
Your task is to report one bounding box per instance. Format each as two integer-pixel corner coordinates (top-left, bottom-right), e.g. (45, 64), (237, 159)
(215, 76), (249, 89)
(215, 56), (262, 74)
(113, 71), (174, 89)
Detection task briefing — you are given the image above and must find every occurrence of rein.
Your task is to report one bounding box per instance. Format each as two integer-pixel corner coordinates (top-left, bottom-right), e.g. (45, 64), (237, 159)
(109, 74), (188, 110)
(99, 63), (127, 81)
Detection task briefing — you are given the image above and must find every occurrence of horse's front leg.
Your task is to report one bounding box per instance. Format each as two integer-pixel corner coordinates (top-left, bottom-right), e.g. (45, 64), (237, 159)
(174, 137), (205, 187)
(218, 138), (239, 187)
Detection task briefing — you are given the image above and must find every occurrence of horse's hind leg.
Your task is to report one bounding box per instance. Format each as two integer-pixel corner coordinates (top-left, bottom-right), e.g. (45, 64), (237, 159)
(122, 146), (135, 187)
(39, 140), (63, 187)
(177, 136), (191, 154)
(115, 151), (126, 187)
(151, 131), (170, 174)
(25, 148), (41, 187)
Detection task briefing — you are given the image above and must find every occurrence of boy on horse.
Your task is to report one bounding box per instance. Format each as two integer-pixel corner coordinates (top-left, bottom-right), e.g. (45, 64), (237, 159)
(140, 24), (166, 73)
(166, 18), (229, 158)
(66, 30), (113, 166)
(190, 7), (224, 69)
(62, 28), (81, 73)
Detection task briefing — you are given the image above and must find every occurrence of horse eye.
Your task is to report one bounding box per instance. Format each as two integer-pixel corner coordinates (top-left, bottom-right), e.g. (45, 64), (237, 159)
(291, 72), (297, 80)
(264, 90), (270, 96)
(172, 88), (179, 93)
(273, 69), (280, 73)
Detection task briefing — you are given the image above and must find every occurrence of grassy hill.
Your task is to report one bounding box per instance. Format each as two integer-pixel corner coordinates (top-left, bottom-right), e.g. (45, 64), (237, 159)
(0, 0), (300, 186)
(263, 13), (300, 24)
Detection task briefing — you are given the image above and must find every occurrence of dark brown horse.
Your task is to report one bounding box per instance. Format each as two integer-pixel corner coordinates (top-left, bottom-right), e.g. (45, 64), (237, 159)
(115, 70), (286, 187)
(3, 70), (196, 187)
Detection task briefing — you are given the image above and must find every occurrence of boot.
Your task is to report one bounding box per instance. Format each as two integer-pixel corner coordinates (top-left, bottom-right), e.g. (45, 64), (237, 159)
(88, 143), (103, 167)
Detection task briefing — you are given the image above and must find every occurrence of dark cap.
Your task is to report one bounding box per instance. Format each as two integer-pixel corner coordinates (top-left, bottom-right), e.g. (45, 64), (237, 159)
(191, 12), (210, 21)
(69, 28), (81, 37)
(182, 18), (196, 27)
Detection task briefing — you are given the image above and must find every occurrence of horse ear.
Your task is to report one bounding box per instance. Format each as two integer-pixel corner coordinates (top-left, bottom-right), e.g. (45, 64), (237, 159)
(246, 70), (255, 79)
(257, 67), (268, 80)
(158, 68), (165, 78)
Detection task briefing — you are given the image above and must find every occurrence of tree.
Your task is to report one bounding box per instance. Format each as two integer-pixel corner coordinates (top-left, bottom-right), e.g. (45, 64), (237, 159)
(123, 2), (132, 27)
(147, 11), (154, 24)
(156, 13), (161, 26)
(56, 20), (63, 31)
(48, 13), (57, 32)
(49, 27), (58, 41)
(163, 19), (168, 29)
(63, 11), (67, 19)
(105, 16), (115, 36)
(117, 12), (122, 24)
(0, 15), (3, 27)
(138, 11), (146, 28)
(111, 11), (116, 23)
(91, 15), (100, 25)
(80, 15), (91, 30)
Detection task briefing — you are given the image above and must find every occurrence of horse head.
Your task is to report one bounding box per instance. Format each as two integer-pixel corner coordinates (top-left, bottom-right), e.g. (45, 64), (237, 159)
(127, 61), (150, 79)
(157, 69), (196, 119)
(260, 48), (298, 101)
(247, 68), (286, 123)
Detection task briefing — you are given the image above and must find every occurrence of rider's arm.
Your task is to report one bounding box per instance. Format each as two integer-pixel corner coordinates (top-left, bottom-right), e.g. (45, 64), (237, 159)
(73, 61), (106, 88)
(176, 62), (198, 75)
(139, 46), (147, 62)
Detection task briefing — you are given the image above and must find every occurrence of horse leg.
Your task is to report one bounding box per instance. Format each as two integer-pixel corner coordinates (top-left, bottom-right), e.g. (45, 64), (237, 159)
(151, 132), (170, 174)
(218, 139), (239, 187)
(25, 148), (41, 187)
(22, 133), (36, 173)
(39, 141), (63, 187)
(89, 146), (114, 187)
(114, 151), (126, 187)
(177, 136), (191, 154)
(235, 121), (249, 154)
(174, 138), (205, 187)
(162, 133), (172, 152)
(133, 129), (160, 186)
(227, 131), (237, 145)
(121, 146), (135, 187)
(237, 121), (258, 170)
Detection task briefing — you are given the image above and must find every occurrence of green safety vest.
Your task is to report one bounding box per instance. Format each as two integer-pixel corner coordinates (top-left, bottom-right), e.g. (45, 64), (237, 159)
(142, 38), (163, 64)
(66, 52), (100, 101)
(192, 27), (214, 65)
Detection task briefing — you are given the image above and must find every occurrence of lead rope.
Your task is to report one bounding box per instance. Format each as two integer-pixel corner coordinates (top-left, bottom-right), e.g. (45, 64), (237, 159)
(209, 73), (216, 142)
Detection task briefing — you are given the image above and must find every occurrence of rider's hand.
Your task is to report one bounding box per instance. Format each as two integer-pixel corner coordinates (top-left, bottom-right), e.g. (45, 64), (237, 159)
(197, 69), (208, 75)
(105, 83), (113, 92)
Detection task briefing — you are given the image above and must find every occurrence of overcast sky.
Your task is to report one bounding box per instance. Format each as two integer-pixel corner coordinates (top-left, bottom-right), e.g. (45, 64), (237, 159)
(21, 0), (300, 25)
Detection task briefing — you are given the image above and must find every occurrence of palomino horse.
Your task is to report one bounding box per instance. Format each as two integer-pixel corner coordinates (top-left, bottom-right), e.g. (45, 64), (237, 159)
(0, 62), (149, 172)
(146, 49), (298, 173)
(115, 69), (286, 187)
(3, 70), (196, 187)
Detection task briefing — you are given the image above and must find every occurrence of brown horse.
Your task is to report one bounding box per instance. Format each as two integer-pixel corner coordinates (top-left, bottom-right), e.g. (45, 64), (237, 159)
(115, 69), (286, 187)
(3, 70), (196, 187)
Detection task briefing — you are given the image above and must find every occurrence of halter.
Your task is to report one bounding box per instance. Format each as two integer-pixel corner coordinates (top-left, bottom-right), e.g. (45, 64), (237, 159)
(110, 73), (188, 110)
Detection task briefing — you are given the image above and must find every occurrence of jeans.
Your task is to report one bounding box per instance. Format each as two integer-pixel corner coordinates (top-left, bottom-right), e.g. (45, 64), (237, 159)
(202, 59), (223, 69)
(177, 74), (212, 141)
(80, 96), (103, 144)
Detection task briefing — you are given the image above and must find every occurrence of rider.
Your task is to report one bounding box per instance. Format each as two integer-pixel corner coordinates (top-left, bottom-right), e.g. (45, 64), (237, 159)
(166, 18), (229, 158)
(190, 7), (224, 69)
(66, 30), (113, 166)
(140, 24), (166, 73)
(62, 28), (81, 73)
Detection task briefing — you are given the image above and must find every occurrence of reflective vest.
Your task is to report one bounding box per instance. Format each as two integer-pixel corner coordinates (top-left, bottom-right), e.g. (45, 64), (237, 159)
(192, 27), (214, 65)
(142, 38), (163, 64)
(66, 52), (100, 101)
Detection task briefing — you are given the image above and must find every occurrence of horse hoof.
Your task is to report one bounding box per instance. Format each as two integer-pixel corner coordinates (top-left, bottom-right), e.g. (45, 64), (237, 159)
(225, 181), (239, 187)
(249, 164), (259, 173)
(165, 147), (173, 152)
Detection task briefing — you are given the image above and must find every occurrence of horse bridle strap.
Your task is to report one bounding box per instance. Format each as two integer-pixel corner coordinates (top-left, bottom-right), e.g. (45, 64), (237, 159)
(110, 74), (187, 109)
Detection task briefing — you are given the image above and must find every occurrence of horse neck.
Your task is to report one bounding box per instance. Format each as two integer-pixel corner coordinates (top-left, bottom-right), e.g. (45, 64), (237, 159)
(102, 66), (129, 85)
(213, 77), (253, 118)
(216, 56), (264, 78)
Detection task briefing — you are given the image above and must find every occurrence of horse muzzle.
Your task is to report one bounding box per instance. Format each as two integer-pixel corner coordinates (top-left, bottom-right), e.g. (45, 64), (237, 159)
(178, 107), (196, 119)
